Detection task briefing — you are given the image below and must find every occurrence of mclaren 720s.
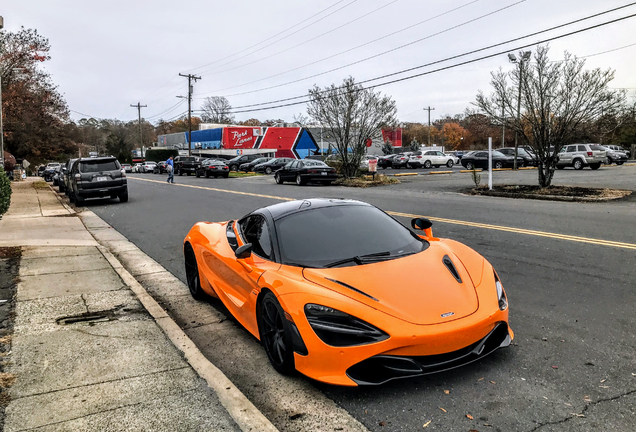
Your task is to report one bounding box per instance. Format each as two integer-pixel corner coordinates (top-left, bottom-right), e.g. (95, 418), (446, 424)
(183, 198), (513, 386)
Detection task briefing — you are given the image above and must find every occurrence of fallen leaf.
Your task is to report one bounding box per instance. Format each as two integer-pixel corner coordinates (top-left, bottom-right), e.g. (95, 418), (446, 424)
(551, 365), (559, 369)
(466, 414), (474, 420)
(543, 396), (548, 400)
(444, 390), (450, 395)
(570, 413), (585, 418)
(439, 407), (447, 413)
(600, 379), (606, 383)
(633, 373), (636, 376)
(423, 420), (431, 428)
(379, 421), (386, 427)
(564, 403), (572, 407)
(560, 340), (565, 342)
(365, 410), (367, 414)
(521, 378), (526, 381)
(489, 381), (496, 384)
(542, 337), (547, 341)
(469, 429), (480, 432)
(478, 377), (484, 381)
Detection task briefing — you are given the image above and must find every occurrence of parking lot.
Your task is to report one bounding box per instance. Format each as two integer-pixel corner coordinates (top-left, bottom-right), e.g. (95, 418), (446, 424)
(85, 165), (636, 431)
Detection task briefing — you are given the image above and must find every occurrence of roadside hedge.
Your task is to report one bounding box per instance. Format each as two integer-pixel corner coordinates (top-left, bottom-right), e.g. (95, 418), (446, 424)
(0, 171), (11, 217)
(144, 149), (179, 162)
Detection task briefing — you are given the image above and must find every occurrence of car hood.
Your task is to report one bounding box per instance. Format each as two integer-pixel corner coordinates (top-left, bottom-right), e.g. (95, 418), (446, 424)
(302, 241), (483, 325)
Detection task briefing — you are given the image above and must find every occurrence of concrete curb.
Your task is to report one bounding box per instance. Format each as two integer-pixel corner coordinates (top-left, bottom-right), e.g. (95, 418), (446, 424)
(83, 218), (279, 432)
(44, 182), (76, 215)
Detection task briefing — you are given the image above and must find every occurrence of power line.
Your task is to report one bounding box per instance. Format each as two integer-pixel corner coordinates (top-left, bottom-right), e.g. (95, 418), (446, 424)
(70, 109), (99, 119)
(145, 99), (186, 120)
(197, 0), (401, 81)
(226, 10), (636, 115)
(228, 2), (636, 111)
(199, 0), (488, 97)
(183, 0), (354, 74)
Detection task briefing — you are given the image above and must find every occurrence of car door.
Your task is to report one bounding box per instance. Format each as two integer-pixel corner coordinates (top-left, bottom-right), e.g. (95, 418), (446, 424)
(280, 161), (295, 181)
(559, 145), (575, 164)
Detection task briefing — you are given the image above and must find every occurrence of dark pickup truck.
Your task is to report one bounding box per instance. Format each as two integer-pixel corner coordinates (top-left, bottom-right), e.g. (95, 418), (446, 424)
(173, 156), (203, 176)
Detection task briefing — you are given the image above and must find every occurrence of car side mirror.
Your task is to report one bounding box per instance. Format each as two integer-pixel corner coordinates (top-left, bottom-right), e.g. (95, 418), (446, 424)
(411, 217), (433, 237)
(235, 243), (253, 259)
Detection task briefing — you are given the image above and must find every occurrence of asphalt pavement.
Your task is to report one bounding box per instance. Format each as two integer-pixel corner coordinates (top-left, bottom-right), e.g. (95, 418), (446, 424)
(86, 168), (636, 432)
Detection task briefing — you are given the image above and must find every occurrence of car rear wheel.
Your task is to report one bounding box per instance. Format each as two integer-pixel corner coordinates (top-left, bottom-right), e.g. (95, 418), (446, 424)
(184, 244), (206, 300)
(275, 173), (283, 184)
(296, 174), (306, 186)
(617, 161), (624, 165)
(465, 162), (474, 170)
(119, 192), (129, 202)
(423, 160), (432, 169)
(590, 163), (601, 170)
(265, 167), (273, 175)
(494, 161), (503, 169)
(230, 164), (238, 172)
(446, 160), (454, 168)
(258, 292), (295, 375)
(573, 159), (583, 170)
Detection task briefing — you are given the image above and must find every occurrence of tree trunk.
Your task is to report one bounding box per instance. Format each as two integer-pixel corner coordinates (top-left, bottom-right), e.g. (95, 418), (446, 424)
(537, 159), (556, 188)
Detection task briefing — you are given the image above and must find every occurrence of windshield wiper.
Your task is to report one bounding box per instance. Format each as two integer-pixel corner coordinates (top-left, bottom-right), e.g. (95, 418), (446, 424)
(324, 251), (391, 268)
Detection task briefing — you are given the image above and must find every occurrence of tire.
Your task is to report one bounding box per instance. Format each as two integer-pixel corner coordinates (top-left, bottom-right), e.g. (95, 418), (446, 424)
(258, 292), (295, 375)
(230, 164), (238, 172)
(494, 161), (503, 169)
(322, 181), (332, 186)
(119, 192), (129, 202)
(590, 163), (601, 170)
(74, 194), (85, 206)
(178, 168), (183, 176)
(296, 174), (306, 186)
(265, 167), (273, 175)
(184, 244), (206, 300)
(617, 161), (624, 166)
(205, 171), (210, 178)
(466, 162), (474, 170)
(446, 160), (454, 168)
(196, 171), (201, 178)
(556, 165), (565, 170)
(573, 159), (583, 170)
(275, 173), (283, 184)
(423, 160), (432, 169)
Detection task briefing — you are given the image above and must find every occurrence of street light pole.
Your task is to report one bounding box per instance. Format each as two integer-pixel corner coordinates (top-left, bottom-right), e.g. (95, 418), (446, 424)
(509, 51), (531, 169)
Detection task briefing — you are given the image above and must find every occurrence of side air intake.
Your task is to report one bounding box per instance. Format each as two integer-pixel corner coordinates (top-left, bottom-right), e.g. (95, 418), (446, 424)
(442, 255), (462, 283)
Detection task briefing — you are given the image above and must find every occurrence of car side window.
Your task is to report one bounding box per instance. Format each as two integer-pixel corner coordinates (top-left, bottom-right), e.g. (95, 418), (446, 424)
(566, 145), (576, 152)
(577, 145), (587, 152)
(239, 215), (273, 260)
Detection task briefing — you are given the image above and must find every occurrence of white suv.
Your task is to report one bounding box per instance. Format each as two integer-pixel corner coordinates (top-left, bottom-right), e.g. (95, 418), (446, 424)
(408, 150), (454, 169)
(556, 144), (606, 170)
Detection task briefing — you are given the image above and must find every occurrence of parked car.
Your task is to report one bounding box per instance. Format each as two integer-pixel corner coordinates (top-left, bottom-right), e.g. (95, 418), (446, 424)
(37, 165), (46, 176)
(556, 144), (606, 170)
(409, 151), (454, 169)
(68, 156), (128, 205)
(153, 161), (168, 174)
(274, 160), (337, 185)
(43, 163), (61, 182)
(498, 147), (536, 167)
(131, 163), (142, 173)
(182, 198), (512, 385)
(602, 145), (628, 165)
(445, 152), (461, 165)
(60, 158), (78, 194)
(121, 164), (132, 173)
(52, 166), (62, 186)
(460, 151), (523, 170)
(391, 152), (412, 169)
(377, 154), (399, 169)
(174, 156), (203, 176)
(140, 161), (157, 173)
(226, 154), (265, 172)
(253, 157), (295, 174)
(239, 157), (272, 172)
(195, 160), (230, 178)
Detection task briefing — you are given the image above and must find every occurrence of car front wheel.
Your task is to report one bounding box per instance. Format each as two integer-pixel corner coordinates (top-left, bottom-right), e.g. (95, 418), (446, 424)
(230, 164), (238, 172)
(258, 292), (295, 375)
(424, 160), (432, 169)
(275, 173), (283, 184)
(446, 160), (454, 168)
(466, 162), (474, 170)
(573, 159), (583, 170)
(265, 167), (273, 175)
(494, 161), (503, 169)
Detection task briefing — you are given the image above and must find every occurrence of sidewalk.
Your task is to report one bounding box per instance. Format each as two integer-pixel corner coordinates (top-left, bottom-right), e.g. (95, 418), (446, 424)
(0, 179), (252, 431)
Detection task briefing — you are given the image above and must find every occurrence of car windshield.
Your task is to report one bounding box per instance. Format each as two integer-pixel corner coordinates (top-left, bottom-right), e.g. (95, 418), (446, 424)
(80, 160), (119, 172)
(303, 160), (327, 167)
(275, 205), (427, 268)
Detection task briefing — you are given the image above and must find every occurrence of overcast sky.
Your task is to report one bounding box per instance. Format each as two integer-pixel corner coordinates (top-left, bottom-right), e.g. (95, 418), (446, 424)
(4, 0), (636, 125)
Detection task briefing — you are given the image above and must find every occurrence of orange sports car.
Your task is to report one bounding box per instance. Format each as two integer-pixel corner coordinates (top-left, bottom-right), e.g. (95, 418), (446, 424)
(183, 198), (512, 386)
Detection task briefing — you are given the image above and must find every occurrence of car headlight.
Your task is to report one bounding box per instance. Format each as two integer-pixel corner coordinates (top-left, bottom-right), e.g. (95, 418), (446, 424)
(494, 271), (508, 311)
(304, 304), (389, 347)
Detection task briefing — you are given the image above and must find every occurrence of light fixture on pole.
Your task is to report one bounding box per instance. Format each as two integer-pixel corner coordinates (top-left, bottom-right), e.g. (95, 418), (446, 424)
(508, 51), (532, 169)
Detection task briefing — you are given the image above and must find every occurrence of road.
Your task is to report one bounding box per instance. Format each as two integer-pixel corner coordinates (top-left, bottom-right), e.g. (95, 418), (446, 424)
(87, 167), (636, 431)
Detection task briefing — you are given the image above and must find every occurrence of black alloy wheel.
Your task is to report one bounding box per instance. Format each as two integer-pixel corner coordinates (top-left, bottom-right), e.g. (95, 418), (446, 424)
(265, 167), (273, 175)
(258, 292), (295, 374)
(184, 244), (205, 300)
(494, 161), (504, 169)
(275, 173), (283, 184)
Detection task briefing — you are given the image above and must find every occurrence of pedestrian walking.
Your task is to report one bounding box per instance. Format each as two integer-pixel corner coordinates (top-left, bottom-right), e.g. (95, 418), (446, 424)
(166, 156), (174, 183)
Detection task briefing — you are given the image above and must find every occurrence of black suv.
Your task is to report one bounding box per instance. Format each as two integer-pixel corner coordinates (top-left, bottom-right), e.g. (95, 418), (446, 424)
(226, 154), (264, 172)
(69, 157), (128, 205)
(173, 156), (203, 176)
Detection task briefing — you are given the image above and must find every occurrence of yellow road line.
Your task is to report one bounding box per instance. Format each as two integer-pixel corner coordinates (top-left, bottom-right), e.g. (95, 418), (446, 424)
(129, 176), (636, 251)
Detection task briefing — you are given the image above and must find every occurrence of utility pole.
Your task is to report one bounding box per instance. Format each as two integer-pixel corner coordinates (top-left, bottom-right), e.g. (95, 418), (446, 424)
(179, 73), (201, 157)
(130, 103), (147, 161)
(424, 106), (435, 147)
(501, 99), (505, 149)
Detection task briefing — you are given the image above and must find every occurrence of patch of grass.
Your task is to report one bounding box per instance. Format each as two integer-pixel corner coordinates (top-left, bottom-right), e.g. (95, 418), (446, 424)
(32, 181), (49, 189)
(334, 174), (399, 188)
(229, 172), (262, 178)
(0, 372), (15, 388)
(472, 185), (632, 200)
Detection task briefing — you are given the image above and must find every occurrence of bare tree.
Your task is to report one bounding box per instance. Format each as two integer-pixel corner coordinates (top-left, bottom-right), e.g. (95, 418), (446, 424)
(475, 45), (625, 187)
(200, 96), (235, 124)
(307, 77), (396, 178)
(292, 112), (309, 127)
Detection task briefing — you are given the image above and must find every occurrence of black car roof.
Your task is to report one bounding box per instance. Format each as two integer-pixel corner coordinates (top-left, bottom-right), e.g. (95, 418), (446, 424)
(260, 198), (369, 221)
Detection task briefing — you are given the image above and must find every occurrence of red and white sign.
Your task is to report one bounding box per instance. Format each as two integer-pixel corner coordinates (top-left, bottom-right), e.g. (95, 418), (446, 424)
(223, 127), (258, 149)
(368, 159), (378, 172)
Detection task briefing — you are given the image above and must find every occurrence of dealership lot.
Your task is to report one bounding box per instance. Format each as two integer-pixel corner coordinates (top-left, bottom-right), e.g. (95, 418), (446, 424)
(86, 165), (636, 432)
